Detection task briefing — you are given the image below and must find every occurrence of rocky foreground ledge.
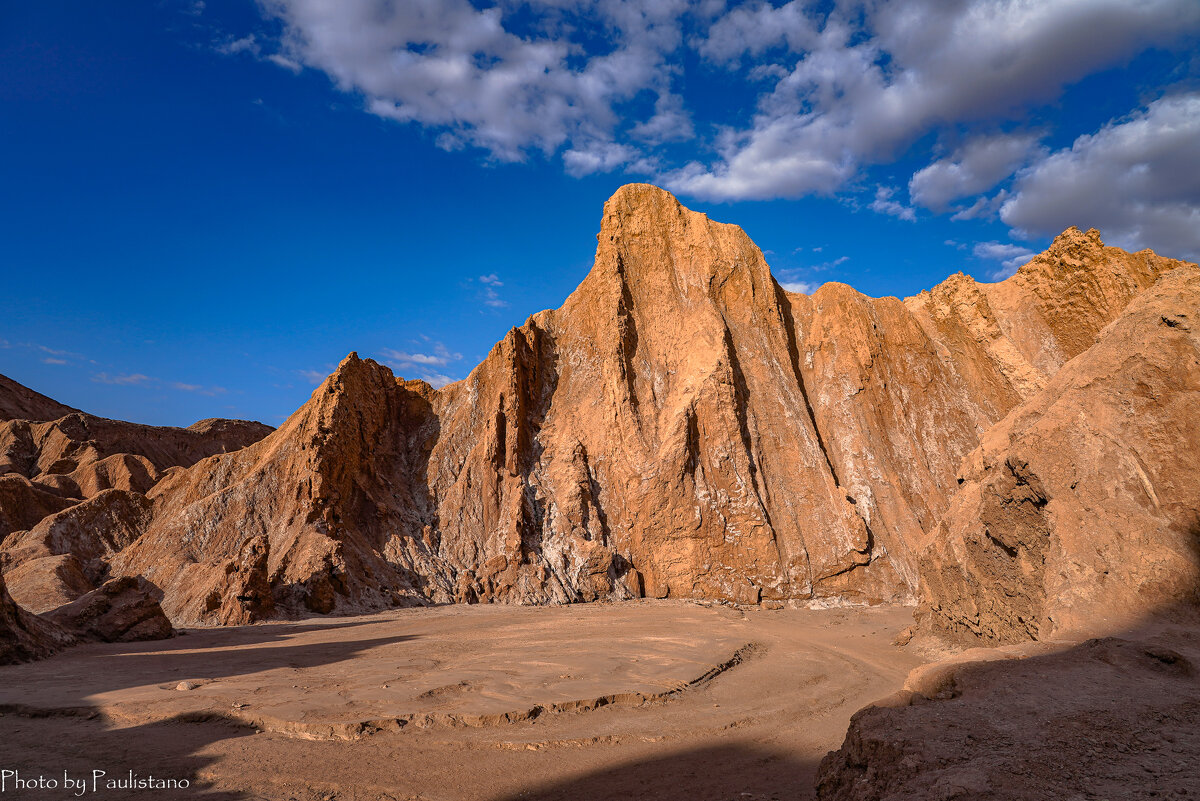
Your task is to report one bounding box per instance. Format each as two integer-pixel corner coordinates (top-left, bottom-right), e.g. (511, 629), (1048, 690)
(818, 620), (1200, 799)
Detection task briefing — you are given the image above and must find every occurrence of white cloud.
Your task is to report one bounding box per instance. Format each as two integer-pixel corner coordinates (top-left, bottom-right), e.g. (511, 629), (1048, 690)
(563, 141), (640, 177)
(949, 189), (1010, 222)
(696, 0), (819, 67)
(482, 287), (509, 308)
(234, 0), (1200, 213)
(629, 93), (694, 145)
(668, 0), (1200, 200)
(381, 349), (446, 367)
(265, 53), (303, 74)
(910, 133), (1041, 212)
(869, 185), (917, 221)
(479, 273), (503, 286)
(92, 373), (152, 386)
(775, 254), (847, 292)
(973, 241), (1036, 280)
(296, 368), (327, 385)
(170, 381), (228, 396)
(41, 357), (67, 366)
(215, 34), (258, 56)
(1000, 92), (1200, 261)
(380, 341), (464, 385)
(418, 372), (455, 389)
(259, 0), (690, 165)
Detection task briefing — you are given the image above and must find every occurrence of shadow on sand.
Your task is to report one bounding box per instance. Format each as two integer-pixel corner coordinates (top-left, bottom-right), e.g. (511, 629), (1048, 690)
(492, 742), (818, 801)
(0, 617), (421, 800)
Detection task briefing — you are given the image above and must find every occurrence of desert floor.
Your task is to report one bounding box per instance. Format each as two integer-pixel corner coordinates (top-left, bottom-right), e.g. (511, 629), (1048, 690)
(0, 600), (922, 800)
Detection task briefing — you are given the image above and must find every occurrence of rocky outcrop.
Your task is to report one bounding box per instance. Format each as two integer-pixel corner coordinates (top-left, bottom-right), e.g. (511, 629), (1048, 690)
(0, 373), (79, 422)
(0, 388), (273, 625)
(0, 474), (74, 539)
(816, 633), (1200, 800)
(0, 569), (71, 664)
(0, 412), (272, 501)
(917, 267), (1200, 644)
(111, 361), (444, 624)
(2, 489), (154, 611)
(101, 185), (1194, 625)
(44, 575), (173, 643)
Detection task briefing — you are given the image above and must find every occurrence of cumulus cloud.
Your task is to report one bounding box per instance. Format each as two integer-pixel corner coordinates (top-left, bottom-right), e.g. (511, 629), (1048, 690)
(668, 0), (1200, 200)
(237, 0), (1200, 214)
(910, 133), (1041, 212)
(973, 241), (1036, 280)
(258, 0), (690, 165)
(869, 185), (917, 221)
(1000, 92), (1200, 261)
(949, 189), (1010, 222)
(695, 0), (819, 67)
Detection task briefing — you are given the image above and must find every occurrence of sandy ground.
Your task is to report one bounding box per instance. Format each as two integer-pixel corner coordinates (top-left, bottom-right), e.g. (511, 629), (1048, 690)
(0, 600), (921, 800)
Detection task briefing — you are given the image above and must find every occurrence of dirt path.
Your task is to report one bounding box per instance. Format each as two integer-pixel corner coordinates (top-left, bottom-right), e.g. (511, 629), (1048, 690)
(0, 600), (921, 800)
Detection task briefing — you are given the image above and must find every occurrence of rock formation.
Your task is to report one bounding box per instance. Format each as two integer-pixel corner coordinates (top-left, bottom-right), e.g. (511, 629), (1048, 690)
(0, 379), (272, 621)
(0, 569), (71, 665)
(1, 185), (1195, 634)
(44, 575), (173, 643)
(816, 633), (1200, 799)
(917, 267), (1200, 644)
(0, 373), (79, 423)
(96, 185), (1196, 625)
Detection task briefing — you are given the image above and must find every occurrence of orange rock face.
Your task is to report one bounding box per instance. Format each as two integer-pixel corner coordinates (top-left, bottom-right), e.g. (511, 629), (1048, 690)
(917, 267), (1200, 643)
(2, 185), (1195, 637)
(100, 185), (1194, 626)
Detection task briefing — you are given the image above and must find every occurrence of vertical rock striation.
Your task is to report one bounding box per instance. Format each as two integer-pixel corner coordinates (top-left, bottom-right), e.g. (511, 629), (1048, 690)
(95, 185), (1194, 625)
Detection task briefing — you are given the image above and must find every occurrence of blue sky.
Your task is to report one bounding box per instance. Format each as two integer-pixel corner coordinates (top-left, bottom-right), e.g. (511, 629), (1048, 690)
(2, 0), (1198, 427)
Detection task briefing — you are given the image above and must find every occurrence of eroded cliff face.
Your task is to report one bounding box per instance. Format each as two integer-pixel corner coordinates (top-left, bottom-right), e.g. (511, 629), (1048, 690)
(94, 184), (1194, 625)
(917, 267), (1200, 644)
(0, 383), (273, 619)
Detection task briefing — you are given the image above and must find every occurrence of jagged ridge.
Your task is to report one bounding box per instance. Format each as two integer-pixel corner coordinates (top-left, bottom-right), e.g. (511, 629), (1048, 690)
(88, 185), (1194, 625)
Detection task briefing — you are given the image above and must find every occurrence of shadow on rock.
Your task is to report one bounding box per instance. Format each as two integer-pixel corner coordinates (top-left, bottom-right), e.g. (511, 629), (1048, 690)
(817, 601), (1200, 800)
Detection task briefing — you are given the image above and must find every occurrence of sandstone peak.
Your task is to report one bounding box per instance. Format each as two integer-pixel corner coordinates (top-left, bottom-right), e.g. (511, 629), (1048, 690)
(601, 183), (685, 218)
(1046, 224), (1105, 252)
